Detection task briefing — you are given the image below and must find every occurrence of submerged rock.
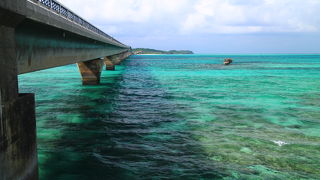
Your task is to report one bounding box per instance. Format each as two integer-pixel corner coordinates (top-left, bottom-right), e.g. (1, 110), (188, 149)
(240, 147), (252, 154)
(224, 58), (233, 65)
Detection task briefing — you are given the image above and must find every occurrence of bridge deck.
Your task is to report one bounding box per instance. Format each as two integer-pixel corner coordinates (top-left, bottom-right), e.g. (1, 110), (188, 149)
(27, 0), (128, 48)
(0, 0), (132, 74)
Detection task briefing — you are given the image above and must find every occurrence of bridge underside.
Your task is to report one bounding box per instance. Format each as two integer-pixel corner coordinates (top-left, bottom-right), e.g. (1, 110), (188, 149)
(16, 19), (129, 74)
(0, 2), (131, 179)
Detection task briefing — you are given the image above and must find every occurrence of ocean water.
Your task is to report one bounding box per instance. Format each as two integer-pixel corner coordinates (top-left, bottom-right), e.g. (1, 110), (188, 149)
(19, 54), (320, 179)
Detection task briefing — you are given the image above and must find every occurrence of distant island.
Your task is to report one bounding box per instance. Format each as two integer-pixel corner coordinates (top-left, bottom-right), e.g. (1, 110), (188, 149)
(132, 48), (194, 55)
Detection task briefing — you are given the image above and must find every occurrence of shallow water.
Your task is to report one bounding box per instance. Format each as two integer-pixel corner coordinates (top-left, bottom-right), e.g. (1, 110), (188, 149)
(19, 54), (320, 179)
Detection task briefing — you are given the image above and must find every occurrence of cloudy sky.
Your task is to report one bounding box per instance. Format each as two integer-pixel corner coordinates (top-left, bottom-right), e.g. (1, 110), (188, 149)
(60, 0), (320, 53)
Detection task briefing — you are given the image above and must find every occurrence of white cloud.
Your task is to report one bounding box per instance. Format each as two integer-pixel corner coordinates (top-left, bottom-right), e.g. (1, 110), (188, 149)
(181, 0), (247, 34)
(181, 0), (320, 34)
(60, 0), (191, 23)
(59, 0), (320, 35)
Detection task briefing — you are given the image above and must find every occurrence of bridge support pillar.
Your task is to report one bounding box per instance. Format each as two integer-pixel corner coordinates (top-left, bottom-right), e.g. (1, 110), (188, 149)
(112, 56), (122, 65)
(104, 57), (115, 71)
(104, 51), (132, 70)
(0, 26), (38, 180)
(77, 59), (104, 85)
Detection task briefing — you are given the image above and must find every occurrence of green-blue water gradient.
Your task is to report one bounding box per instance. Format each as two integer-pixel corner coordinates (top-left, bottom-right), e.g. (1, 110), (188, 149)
(19, 54), (320, 179)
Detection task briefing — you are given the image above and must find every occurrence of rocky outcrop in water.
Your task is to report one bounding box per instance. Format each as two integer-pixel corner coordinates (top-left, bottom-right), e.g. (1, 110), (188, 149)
(224, 58), (233, 65)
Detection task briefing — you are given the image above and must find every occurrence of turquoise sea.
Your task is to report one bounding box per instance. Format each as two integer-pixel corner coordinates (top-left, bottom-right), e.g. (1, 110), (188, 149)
(19, 54), (320, 179)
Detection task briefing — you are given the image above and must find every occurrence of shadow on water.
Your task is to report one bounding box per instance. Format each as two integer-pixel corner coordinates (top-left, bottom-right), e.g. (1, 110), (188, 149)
(19, 57), (227, 180)
(19, 54), (320, 180)
(124, 55), (320, 179)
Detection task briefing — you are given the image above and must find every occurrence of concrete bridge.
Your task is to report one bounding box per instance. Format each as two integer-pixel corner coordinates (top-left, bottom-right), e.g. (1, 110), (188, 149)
(0, 0), (132, 179)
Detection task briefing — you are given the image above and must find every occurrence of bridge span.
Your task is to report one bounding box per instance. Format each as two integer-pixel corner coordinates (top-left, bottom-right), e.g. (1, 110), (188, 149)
(0, 0), (132, 179)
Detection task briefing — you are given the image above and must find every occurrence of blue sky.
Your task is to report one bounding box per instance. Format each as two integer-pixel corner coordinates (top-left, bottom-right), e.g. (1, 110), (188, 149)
(60, 0), (320, 53)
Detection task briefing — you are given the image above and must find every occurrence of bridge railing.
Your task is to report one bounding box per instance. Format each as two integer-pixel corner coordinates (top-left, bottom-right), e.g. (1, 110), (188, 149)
(31, 0), (127, 47)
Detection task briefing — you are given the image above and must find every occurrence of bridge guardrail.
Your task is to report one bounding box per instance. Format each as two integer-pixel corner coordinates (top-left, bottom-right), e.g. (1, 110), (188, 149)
(31, 0), (127, 47)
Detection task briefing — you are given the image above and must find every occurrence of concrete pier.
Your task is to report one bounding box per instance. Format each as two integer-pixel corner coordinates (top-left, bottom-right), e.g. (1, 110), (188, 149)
(0, 20), (38, 180)
(0, 93), (38, 180)
(105, 51), (132, 68)
(104, 51), (132, 71)
(113, 51), (132, 65)
(104, 57), (115, 71)
(77, 59), (104, 85)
